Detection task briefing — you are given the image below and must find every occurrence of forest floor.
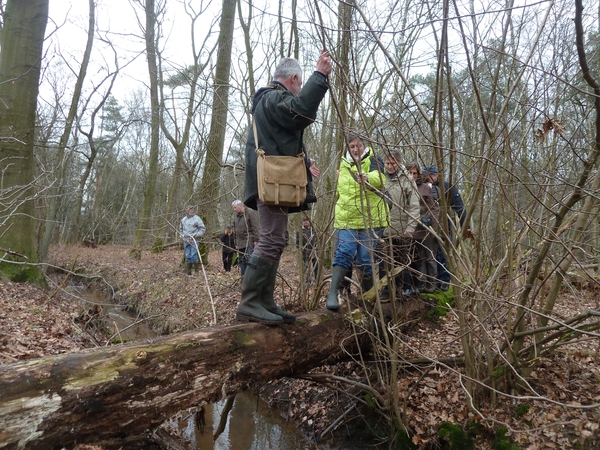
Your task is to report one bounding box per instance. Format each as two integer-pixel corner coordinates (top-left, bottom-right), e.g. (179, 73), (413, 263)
(1, 244), (599, 449)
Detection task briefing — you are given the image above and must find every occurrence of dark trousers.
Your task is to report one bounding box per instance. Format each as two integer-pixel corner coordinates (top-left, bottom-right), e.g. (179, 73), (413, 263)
(436, 244), (450, 283)
(380, 237), (413, 292)
(223, 251), (233, 272)
(253, 199), (289, 262)
(238, 247), (254, 275)
(303, 254), (319, 282)
(412, 234), (438, 289)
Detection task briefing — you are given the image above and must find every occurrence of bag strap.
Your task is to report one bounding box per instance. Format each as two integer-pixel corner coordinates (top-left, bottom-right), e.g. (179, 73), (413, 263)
(252, 119), (260, 154)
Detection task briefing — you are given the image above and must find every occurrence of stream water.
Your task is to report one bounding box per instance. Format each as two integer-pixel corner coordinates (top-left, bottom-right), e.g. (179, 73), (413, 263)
(84, 289), (316, 450)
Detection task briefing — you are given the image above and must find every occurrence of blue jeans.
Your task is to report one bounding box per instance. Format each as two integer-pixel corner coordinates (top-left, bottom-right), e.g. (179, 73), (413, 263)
(238, 246), (254, 276)
(184, 240), (199, 263)
(333, 229), (379, 274)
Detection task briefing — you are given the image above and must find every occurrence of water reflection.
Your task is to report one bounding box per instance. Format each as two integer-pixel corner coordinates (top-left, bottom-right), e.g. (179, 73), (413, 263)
(178, 391), (316, 450)
(78, 288), (315, 449)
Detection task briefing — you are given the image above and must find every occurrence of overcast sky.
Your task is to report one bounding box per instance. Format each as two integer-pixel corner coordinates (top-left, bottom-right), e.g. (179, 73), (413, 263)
(45, 0), (224, 100)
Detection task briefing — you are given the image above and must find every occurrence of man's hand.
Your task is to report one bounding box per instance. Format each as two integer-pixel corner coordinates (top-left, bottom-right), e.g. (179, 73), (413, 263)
(309, 159), (321, 177)
(465, 229), (476, 242)
(316, 50), (332, 76)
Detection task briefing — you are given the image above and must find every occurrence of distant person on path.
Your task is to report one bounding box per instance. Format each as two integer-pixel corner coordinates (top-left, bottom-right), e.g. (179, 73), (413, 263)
(296, 216), (318, 285)
(220, 225), (236, 272)
(232, 200), (260, 276)
(179, 206), (206, 276)
(327, 134), (389, 311)
(237, 52), (332, 325)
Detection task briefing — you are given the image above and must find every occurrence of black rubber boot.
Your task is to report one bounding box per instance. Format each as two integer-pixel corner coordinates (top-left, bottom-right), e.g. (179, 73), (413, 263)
(185, 263), (192, 276)
(261, 259), (296, 324)
(236, 255), (283, 325)
(193, 262), (199, 274)
(327, 265), (347, 311)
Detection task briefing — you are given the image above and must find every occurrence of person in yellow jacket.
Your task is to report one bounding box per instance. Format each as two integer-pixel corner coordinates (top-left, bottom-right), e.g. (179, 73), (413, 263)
(327, 134), (388, 311)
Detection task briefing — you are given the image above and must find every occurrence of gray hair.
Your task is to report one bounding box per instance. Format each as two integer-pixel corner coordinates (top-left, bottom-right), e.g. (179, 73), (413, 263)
(232, 200), (243, 207)
(273, 58), (302, 81)
(385, 150), (403, 164)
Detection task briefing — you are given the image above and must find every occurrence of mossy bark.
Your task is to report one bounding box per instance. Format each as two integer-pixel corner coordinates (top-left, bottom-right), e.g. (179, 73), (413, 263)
(0, 0), (48, 277)
(0, 310), (355, 449)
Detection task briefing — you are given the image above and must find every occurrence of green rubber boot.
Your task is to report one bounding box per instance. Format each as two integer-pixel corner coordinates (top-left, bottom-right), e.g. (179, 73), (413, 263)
(327, 265), (347, 311)
(261, 259), (296, 324)
(185, 263), (192, 276)
(236, 255), (283, 326)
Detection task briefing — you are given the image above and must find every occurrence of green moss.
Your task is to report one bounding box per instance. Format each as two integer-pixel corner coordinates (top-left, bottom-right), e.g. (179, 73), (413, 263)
(319, 313), (333, 322)
(175, 341), (201, 350)
(129, 247), (142, 260)
(363, 392), (376, 409)
(0, 261), (48, 288)
(425, 291), (453, 321)
(151, 238), (164, 253)
(232, 330), (255, 347)
(514, 404), (530, 417)
(492, 427), (520, 450)
(438, 422), (475, 450)
(492, 365), (507, 379)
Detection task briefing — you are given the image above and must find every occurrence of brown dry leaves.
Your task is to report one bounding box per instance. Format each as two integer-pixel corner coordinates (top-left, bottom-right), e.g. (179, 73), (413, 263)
(2, 244), (600, 449)
(0, 280), (101, 364)
(534, 118), (565, 144)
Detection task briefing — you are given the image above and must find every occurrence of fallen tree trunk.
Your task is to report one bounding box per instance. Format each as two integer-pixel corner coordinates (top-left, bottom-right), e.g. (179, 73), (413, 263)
(0, 310), (356, 449)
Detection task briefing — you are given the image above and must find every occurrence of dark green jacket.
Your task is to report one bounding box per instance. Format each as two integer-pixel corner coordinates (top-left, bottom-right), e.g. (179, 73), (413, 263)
(244, 71), (329, 212)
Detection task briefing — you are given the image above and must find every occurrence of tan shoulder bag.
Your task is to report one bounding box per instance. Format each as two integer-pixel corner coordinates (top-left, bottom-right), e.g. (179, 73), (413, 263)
(253, 120), (308, 207)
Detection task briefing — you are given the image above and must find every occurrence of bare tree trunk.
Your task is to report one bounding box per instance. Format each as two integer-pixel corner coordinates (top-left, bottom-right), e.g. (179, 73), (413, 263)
(0, 0), (48, 284)
(237, 0), (255, 99)
(133, 0), (161, 250)
(0, 311), (354, 450)
(197, 0), (236, 234)
(161, 8), (215, 242)
(38, 0), (95, 261)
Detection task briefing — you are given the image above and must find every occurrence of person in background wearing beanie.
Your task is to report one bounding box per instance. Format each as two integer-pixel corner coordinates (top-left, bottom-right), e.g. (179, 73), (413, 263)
(422, 166), (467, 291)
(232, 200), (260, 276)
(405, 163), (438, 293)
(179, 206), (206, 276)
(220, 225), (236, 272)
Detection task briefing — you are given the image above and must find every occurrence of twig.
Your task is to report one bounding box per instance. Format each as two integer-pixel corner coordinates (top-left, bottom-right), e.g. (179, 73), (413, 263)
(0, 247), (27, 259)
(320, 404), (356, 440)
(113, 321), (124, 344)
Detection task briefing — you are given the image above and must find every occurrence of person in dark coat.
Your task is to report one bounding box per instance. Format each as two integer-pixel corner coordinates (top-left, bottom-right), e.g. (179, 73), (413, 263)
(406, 163), (438, 293)
(422, 165), (468, 291)
(237, 53), (332, 325)
(220, 225), (235, 272)
(232, 200), (260, 276)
